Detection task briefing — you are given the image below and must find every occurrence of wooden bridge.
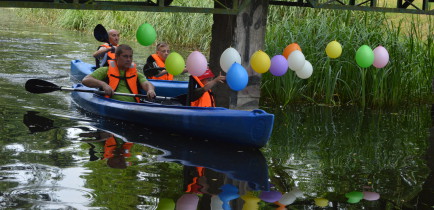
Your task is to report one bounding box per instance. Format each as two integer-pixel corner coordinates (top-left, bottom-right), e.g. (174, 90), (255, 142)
(0, 0), (432, 15)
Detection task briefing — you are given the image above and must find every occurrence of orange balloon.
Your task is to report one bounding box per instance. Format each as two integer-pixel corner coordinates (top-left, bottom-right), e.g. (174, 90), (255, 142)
(283, 43), (302, 59)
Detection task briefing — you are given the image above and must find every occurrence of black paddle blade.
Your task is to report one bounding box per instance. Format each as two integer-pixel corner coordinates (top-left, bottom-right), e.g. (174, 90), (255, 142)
(25, 79), (61, 94)
(94, 24), (109, 43)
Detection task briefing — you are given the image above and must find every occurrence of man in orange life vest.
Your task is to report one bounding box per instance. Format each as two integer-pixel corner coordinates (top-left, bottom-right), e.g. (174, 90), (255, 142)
(93, 29), (120, 68)
(83, 44), (156, 102)
(142, 42), (174, 80)
(188, 68), (225, 107)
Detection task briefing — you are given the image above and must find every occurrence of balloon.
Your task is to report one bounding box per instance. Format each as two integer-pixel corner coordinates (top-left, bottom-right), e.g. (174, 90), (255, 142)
(136, 23), (157, 46)
(156, 198), (175, 210)
(289, 188), (303, 197)
(363, 191), (380, 201)
(227, 63), (248, 91)
(250, 50), (271, 73)
(176, 194), (198, 210)
(314, 198), (329, 207)
(269, 55), (288, 76)
(241, 194), (260, 210)
(186, 51), (207, 76)
(219, 184), (239, 210)
(211, 195), (224, 210)
(220, 47), (241, 72)
(259, 191), (282, 203)
(373, 45), (389, 68)
(296, 60), (313, 79)
(283, 43), (302, 59)
(165, 52), (185, 76)
(278, 192), (296, 205)
(287, 50), (306, 71)
(325, 40), (342, 58)
(345, 191), (363, 204)
(355, 45), (374, 68)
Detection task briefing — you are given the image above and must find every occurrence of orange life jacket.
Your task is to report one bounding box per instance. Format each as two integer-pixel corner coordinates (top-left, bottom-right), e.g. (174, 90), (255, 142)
(103, 136), (133, 159)
(106, 61), (140, 103)
(100, 43), (117, 60)
(190, 76), (215, 107)
(186, 167), (205, 194)
(148, 54), (174, 80)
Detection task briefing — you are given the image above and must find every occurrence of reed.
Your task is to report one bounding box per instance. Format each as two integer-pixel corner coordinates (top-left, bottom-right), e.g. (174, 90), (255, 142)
(16, 3), (433, 108)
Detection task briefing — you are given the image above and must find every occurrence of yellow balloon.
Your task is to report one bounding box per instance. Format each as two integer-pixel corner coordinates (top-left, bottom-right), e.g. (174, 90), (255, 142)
(250, 50), (271, 73)
(314, 198), (329, 207)
(325, 40), (342, 59)
(165, 52), (185, 76)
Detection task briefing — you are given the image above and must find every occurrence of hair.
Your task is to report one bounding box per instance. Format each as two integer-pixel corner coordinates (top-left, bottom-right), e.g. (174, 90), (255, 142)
(156, 42), (169, 52)
(115, 44), (133, 57)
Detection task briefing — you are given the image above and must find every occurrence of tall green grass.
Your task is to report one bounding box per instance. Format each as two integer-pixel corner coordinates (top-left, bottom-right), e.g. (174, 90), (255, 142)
(16, 4), (433, 108)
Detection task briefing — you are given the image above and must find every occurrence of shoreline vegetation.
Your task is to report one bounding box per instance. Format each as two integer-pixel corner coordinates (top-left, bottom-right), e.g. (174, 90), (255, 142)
(15, 3), (433, 108)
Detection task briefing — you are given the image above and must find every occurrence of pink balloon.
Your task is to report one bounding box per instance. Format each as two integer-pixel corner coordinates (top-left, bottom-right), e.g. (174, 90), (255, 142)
(186, 51), (207, 76)
(373, 46), (389, 68)
(363, 191), (380, 201)
(269, 55), (289, 76)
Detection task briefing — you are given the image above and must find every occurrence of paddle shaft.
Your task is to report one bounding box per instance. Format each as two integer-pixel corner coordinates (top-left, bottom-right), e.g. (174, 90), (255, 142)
(60, 86), (173, 101)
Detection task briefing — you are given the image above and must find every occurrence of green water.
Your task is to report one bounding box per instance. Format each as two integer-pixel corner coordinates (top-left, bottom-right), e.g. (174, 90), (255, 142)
(0, 8), (432, 209)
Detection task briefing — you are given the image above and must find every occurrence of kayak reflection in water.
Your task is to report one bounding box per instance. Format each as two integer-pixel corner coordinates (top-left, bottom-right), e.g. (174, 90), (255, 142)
(79, 131), (133, 169)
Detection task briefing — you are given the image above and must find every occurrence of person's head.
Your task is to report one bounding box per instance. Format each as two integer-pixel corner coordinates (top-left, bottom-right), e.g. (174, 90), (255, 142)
(108, 29), (120, 46)
(115, 44), (133, 70)
(198, 68), (215, 84)
(107, 147), (128, 169)
(156, 42), (170, 62)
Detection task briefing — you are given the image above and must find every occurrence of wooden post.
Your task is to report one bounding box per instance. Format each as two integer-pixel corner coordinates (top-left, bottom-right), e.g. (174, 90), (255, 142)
(210, 0), (269, 110)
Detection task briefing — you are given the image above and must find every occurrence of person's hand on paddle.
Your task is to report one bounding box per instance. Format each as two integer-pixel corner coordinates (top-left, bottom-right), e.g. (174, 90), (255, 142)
(146, 89), (156, 100)
(101, 83), (114, 97)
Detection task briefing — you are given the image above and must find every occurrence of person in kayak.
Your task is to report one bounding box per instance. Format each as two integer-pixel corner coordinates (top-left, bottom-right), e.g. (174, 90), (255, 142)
(188, 68), (225, 107)
(142, 42), (173, 80)
(83, 44), (156, 103)
(93, 28), (120, 68)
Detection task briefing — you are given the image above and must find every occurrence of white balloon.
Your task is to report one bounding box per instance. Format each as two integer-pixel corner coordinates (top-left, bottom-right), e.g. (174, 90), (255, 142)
(220, 47), (241, 72)
(287, 50), (306, 71)
(278, 192), (297, 205)
(211, 195), (224, 210)
(290, 187), (304, 197)
(296, 60), (313, 79)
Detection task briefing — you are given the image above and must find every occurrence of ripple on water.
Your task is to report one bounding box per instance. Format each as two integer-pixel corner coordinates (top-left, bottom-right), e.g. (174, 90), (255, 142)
(8, 186), (95, 209)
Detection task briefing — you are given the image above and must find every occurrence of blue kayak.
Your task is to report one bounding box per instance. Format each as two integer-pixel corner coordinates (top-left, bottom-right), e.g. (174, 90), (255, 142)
(71, 84), (274, 148)
(70, 59), (188, 97)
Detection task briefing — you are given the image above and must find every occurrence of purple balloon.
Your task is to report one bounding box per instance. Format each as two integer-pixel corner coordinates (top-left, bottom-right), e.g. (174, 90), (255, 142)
(259, 191), (282, 203)
(269, 55), (288, 76)
(373, 46), (389, 68)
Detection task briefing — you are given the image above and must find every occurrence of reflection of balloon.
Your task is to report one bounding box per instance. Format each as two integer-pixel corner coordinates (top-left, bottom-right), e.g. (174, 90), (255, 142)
(136, 23), (157, 46)
(314, 198), (329, 207)
(345, 191), (363, 204)
(250, 50), (271, 73)
(165, 52), (185, 76)
(363, 191), (380, 201)
(227, 63), (248, 91)
(355, 45), (374, 68)
(296, 60), (313, 79)
(186, 51), (207, 76)
(211, 195), (224, 210)
(373, 46), (389, 68)
(219, 184), (239, 210)
(269, 55), (288, 76)
(157, 198), (175, 210)
(259, 191), (282, 203)
(283, 43), (302, 59)
(278, 192), (296, 205)
(290, 188), (303, 197)
(220, 47), (241, 72)
(325, 40), (342, 58)
(176, 194), (199, 210)
(287, 50), (306, 71)
(241, 194), (260, 210)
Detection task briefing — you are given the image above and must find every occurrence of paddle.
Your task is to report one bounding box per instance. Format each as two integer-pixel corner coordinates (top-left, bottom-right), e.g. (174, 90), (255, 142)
(25, 79), (185, 103)
(143, 67), (166, 78)
(94, 24), (109, 43)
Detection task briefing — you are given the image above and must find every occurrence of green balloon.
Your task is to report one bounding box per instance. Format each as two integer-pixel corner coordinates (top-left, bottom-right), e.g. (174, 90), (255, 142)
(355, 45), (374, 68)
(136, 23), (156, 46)
(165, 52), (185, 76)
(156, 198), (175, 210)
(345, 191), (363, 203)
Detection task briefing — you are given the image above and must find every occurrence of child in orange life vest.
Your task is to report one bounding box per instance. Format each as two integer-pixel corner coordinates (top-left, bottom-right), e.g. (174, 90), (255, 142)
(188, 68), (226, 107)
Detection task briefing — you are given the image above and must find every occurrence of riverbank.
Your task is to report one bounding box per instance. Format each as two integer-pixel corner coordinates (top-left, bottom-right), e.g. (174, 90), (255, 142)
(14, 6), (434, 108)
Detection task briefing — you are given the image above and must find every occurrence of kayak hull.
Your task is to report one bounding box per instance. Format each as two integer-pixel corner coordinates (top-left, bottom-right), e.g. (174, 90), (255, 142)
(70, 59), (188, 97)
(71, 84), (274, 148)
